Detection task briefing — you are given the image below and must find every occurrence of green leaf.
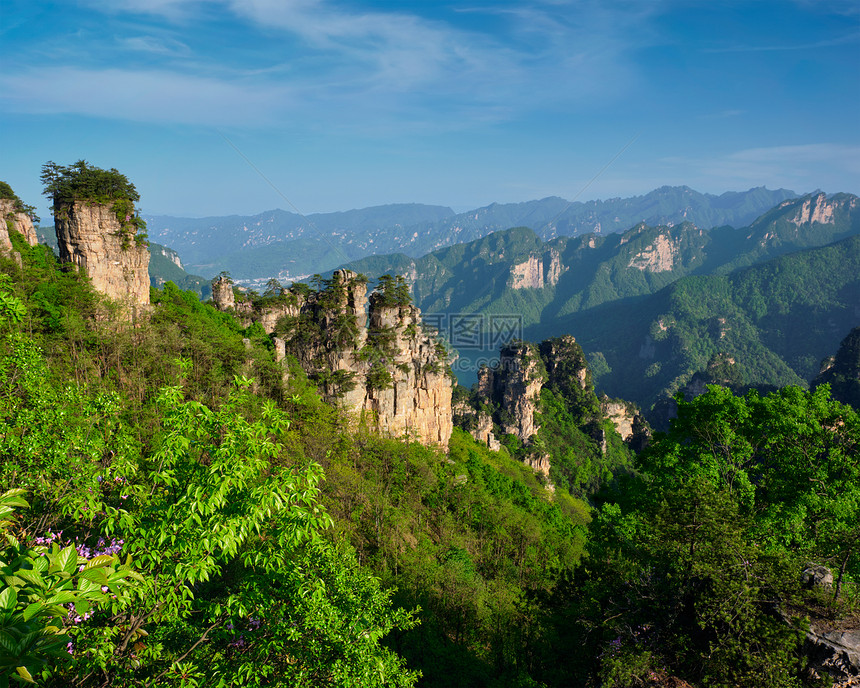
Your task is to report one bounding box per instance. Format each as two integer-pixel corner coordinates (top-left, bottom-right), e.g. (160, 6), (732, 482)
(74, 598), (91, 618)
(45, 591), (77, 606)
(22, 602), (43, 622)
(15, 666), (35, 684)
(0, 631), (16, 653)
(15, 569), (45, 589)
(58, 546), (78, 576)
(78, 569), (109, 586)
(0, 587), (16, 612)
(83, 555), (115, 570)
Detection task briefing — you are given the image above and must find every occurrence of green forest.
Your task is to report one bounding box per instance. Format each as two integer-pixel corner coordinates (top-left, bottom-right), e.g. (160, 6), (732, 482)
(1, 172), (859, 687)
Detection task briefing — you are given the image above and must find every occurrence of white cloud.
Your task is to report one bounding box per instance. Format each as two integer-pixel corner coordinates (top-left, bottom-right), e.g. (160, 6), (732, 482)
(120, 35), (192, 57)
(703, 32), (859, 53)
(0, 68), (289, 127)
(58, 0), (654, 129)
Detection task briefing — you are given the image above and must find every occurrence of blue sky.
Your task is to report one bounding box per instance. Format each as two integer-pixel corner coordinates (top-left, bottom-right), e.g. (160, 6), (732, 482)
(1, 0), (858, 219)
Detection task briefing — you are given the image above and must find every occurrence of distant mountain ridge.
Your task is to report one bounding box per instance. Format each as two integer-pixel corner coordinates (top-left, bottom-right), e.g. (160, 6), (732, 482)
(144, 186), (797, 280)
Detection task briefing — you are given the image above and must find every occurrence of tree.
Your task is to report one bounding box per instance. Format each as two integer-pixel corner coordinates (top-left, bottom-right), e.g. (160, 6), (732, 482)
(559, 385), (860, 687)
(44, 372), (418, 686)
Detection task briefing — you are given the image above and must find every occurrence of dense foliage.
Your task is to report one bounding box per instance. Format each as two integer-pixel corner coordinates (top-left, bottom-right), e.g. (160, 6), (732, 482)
(538, 385), (860, 687)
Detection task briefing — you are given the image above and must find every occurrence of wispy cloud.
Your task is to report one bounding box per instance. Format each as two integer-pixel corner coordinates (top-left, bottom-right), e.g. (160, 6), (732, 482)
(700, 109), (745, 119)
(120, 35), (192, 57)
(661, 144), (860, 193)
(0, 67), (289, 127)
(703, 32), (859, 53)
(31, 0), (656, 130)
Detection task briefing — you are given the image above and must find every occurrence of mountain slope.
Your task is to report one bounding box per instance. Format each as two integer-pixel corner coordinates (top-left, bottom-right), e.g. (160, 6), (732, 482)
(146, 203), (455, 279)
(542, 234), (860, 409)
(343, 192), (858, 328)
(144, 186), (795, 280)
(812, 326), (860, 409)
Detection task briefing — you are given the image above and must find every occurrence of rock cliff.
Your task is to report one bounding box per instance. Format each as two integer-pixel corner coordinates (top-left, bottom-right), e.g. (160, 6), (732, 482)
(54, 201), (150, 315)
(215, 271), (453, 448)
(786, 191), (857, 227)
(1, 198), (38, 250)
(211, 275), (237, 310)
(459, 334), (648, 490)
(509, 248), (567, 290)
(478, 342), (546, 441)
(600, 397), (652, 453)
(628, 231), (682, 272)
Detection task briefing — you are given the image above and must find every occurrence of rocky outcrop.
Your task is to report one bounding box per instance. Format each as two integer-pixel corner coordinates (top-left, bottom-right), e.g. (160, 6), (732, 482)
(0, 199), (38, 249)
(153, 243), (183, 269)
(803, 626), (860, 686)
(545, 248), (564, 286)
(787, 191), (858, 227)
(510, 255), (543, 289)
(601, 396), (652, 452)
(628, 232), (679, 272)
(525, 452), (552, 483)
(218, 271), (453, 448)
(479, 342), (546, 441)
(509, 248), (567, 290)
(540, 335), (589, 394)
(54, 201), (150, 315)
(212, 275), (236, 310)
(453, 400), (500, 451)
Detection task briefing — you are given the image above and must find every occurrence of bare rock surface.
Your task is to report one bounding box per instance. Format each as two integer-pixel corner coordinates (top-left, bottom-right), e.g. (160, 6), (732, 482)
(0, 198), (38, 248)
(54, 201), (150, 314)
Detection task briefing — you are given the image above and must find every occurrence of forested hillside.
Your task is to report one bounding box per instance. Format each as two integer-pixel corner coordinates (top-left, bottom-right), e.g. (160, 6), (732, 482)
(550, 233), (860, 409)
(2, 172), (860, 687)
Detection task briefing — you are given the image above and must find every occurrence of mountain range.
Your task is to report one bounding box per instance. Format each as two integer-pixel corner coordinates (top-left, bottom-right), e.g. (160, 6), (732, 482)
(338, 192), (860, 410)
(144, 186), (797, 281)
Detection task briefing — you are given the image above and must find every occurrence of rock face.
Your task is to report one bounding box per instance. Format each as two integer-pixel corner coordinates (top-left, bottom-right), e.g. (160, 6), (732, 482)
(510, 255), (543, 289)
(217, 271), (453, 448)
(54, 201), (150, 315)
(787, 191), (857, 227)
(0, 199), (38, 249)
(509, 248), (567, 290)
(600, 396), (652, 452)
(804, 626), (860, 685)
(628, 231), (680, 272)
(479, 342), (546, 441)
(453, 400), (500, 451)
(211, 275), (236, 310)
